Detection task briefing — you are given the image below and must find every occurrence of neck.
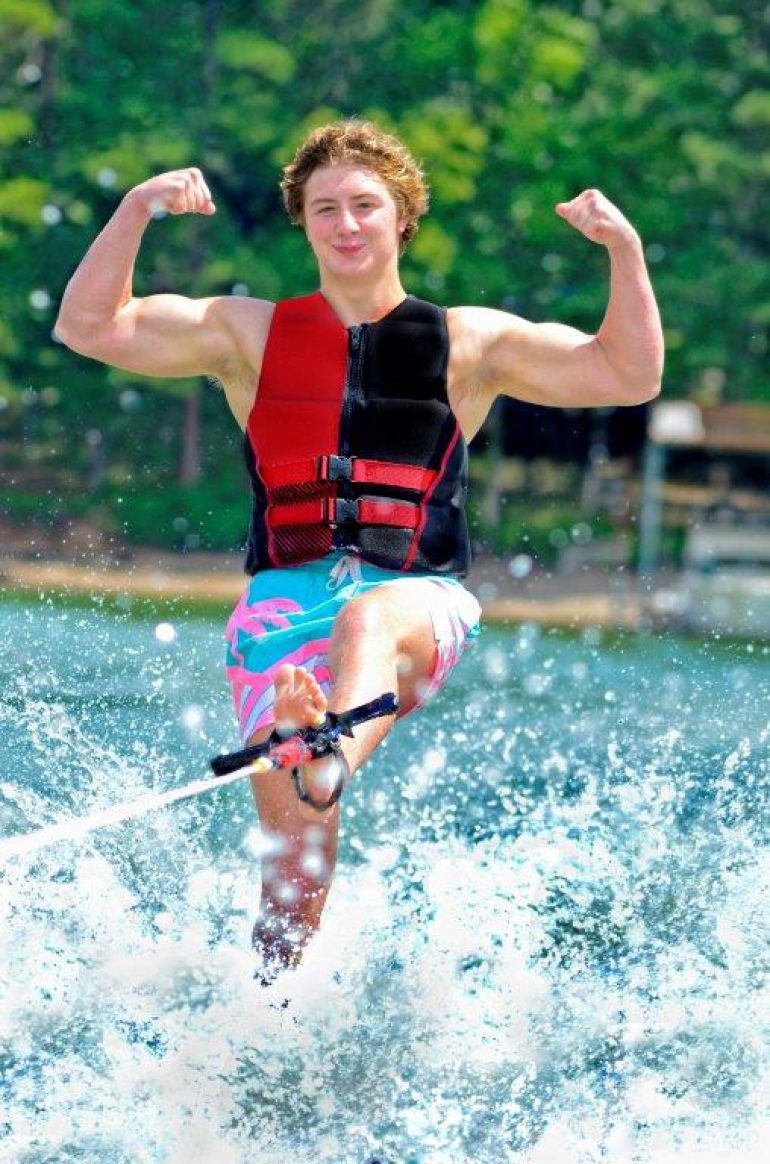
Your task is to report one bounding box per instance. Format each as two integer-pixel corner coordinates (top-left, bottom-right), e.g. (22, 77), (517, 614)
(319, 271), (407, 328)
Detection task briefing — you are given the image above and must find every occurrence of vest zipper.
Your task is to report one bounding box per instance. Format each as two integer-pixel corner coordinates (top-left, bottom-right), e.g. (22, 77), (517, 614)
(336, 323), (368, 550)
(339, 323), (368, 458)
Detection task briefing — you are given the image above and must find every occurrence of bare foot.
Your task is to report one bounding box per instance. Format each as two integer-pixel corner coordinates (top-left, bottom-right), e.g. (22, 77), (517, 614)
(273, 663), (327, 735)
(272, 664), (348, 814)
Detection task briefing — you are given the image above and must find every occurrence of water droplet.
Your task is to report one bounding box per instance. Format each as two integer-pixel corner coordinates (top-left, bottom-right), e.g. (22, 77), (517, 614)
(244, 827), (285, 859)
(300, 851), (327, 879)
(571, 522), (592, 545)
(119, 388), (142, 412)
(483, 644), (509, 682)
(276, 881), (299, 905)
(18, 63), (42, 84)
(396, 651), (413, 676)
(41, 204), (63, 226)
(476, 581), (499, 603)
(29, 289), (51, 310)
(509, 553), (533, 579)
(154, 623), (176, 644)
(181, 705), (203, 730)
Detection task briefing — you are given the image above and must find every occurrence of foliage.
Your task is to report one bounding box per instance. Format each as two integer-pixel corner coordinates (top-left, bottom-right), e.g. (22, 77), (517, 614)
(0, 0), (766, 552)
(470, 496), (615, 565)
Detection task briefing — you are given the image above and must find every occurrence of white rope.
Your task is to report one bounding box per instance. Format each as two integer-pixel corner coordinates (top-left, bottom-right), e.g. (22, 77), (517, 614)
(0, 761), (257, 861)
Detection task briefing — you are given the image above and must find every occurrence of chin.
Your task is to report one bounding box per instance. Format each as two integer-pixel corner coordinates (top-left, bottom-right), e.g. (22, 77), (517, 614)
(329, 255), (372, 276)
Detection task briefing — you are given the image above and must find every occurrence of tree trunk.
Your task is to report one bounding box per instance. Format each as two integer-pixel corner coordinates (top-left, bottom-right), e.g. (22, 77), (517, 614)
(176, 0), (219, 488)
(179, 389), (202, 486)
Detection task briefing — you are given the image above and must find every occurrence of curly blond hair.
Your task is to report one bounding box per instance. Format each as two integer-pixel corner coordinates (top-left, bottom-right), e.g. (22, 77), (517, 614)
(281, 120), (429, 249)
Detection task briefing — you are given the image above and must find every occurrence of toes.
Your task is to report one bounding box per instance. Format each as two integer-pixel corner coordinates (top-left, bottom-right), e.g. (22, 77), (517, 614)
(272, 664), (327, 732)
(300, 672), (327, 724)
(274, 663), (296, 692)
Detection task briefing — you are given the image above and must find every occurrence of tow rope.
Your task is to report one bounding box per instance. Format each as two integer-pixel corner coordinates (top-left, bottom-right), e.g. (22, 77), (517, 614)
(0, 693), (398, 860)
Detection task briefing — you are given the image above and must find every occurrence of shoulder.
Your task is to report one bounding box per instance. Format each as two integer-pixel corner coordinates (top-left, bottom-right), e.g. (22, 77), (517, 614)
(447, 304), (537, 391)
(214, 295), (275, 354)
(447, 304), (530, 352)
(446, 304), (524, 394)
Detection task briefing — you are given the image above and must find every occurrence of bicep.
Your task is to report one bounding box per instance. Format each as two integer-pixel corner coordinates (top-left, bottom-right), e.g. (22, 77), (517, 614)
(67, 294), (234, 380)
(488, 316), (616, 408)
(456, 306), (619, 409)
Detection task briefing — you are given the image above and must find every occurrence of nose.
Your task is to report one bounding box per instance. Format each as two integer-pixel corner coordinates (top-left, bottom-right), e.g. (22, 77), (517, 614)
(337, 207), (359, 234)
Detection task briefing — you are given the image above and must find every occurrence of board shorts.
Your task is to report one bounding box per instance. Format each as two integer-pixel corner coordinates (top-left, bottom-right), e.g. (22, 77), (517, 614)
(224, 552), (482, 745)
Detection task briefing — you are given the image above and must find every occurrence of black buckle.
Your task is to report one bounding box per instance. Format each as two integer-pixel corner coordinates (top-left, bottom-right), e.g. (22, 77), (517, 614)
(326, 454), (353, 482)
(321, 496), (358, 526)
(333, 497), (358, 525)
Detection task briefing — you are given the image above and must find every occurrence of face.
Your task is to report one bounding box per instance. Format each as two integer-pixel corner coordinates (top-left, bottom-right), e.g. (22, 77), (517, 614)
(302, 164), (406, 280)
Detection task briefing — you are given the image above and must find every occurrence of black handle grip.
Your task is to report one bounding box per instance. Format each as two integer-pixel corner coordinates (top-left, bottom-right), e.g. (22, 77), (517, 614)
(210, 691), (399, 778)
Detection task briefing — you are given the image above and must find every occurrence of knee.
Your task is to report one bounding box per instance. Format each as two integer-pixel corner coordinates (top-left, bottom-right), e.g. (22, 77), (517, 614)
(332, 590), (398, 644)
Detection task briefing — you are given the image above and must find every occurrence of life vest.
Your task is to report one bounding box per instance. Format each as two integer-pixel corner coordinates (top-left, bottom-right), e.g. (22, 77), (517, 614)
(243, 291), (471, 576)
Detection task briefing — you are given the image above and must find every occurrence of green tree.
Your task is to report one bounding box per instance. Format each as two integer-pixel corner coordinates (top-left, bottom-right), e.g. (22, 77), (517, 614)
(1, 0), (766, 550)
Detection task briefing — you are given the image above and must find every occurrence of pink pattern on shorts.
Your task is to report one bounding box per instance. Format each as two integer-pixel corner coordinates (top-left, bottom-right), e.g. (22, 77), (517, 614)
(225, 592), (302, 640)
(408, 577), (480, 708)
(238, 638), (335, 743)
(225, 593), (336, 743)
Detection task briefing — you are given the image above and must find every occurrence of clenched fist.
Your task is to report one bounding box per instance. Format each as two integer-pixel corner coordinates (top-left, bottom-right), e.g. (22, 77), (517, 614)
(555, 189), (638, 251)
(128, 168), (216, 219)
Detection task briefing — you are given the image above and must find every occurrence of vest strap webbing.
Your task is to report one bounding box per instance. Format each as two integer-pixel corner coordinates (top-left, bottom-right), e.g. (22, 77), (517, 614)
(260, 455), (437, 495)
(269, 497), (421, 530)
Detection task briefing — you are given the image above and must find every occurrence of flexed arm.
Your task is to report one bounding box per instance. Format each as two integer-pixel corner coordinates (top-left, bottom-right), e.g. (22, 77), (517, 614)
(450, 190), (664, 416)
(554, 189), (664, 399)
(55, 169), (245, 382)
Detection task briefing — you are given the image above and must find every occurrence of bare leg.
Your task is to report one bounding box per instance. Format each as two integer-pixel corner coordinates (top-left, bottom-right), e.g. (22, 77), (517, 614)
(248, 666), (339, 980)
(248, 584), (438, 978)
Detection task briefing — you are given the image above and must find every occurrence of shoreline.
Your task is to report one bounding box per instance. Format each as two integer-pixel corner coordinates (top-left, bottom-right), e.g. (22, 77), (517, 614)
(0, 550), (643, 630)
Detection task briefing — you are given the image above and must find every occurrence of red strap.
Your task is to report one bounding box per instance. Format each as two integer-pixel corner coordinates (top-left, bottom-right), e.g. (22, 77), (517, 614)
(348, 459), (436, 492)
(260, 460), (318, 489)
(261, 456), (436, 494)
(269, 497), (420, 530)
(357, 499), (421, 528)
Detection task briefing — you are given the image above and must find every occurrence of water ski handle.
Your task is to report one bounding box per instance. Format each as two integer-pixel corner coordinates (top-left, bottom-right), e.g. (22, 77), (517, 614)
(209, 691), (398, 778)
(333, 691), (399, 730)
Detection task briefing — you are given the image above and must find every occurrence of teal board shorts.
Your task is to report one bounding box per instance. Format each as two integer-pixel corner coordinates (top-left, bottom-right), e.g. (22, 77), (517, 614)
(225, 551), (481, 744)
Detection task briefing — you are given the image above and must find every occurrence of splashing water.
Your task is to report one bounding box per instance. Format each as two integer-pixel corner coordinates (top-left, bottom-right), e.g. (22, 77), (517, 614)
(0, 598), (768, 1163)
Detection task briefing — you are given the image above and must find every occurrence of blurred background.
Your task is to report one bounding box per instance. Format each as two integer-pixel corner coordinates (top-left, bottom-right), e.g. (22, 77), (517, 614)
(0, 0), (767, 633)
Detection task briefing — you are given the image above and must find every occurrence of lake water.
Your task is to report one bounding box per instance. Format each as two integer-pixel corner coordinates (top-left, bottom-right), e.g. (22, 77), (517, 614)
(0, 595), (767, 1163)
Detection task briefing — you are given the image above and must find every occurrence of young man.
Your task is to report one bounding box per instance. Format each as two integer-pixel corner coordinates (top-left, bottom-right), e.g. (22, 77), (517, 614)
(56, 121), (663, 979)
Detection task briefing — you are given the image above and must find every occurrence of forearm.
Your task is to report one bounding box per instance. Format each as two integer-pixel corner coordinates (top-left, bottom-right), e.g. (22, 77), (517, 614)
(595, 234), (664, 399)
(56, 191), (151, 347)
